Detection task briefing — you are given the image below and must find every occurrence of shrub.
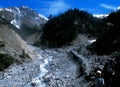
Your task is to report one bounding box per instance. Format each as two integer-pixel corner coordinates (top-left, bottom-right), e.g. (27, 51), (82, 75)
(0, 53), (15, 71)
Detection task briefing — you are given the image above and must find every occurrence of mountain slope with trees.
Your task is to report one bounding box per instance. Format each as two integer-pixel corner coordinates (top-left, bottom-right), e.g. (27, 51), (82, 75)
(38, 8), (105, 48)
(90, 9), (120, 55)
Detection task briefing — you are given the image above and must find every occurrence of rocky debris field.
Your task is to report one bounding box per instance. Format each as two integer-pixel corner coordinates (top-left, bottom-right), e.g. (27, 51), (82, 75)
(0, 46), (52, 87)
(44, 45), (111, 87)
(0, 40), (113, 87)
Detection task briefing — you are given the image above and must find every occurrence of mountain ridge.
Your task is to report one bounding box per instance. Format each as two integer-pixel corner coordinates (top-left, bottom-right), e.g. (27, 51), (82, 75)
(0, 6), (48, 43)
(0, 6), (47, 63)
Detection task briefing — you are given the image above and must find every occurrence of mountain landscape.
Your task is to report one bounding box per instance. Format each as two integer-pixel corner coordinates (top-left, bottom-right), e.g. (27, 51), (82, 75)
(0, 6), (120, 87)
(0, 6), (48, 44)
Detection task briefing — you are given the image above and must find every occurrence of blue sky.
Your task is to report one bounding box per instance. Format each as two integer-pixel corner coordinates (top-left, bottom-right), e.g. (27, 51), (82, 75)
(0, 0), (120, 17)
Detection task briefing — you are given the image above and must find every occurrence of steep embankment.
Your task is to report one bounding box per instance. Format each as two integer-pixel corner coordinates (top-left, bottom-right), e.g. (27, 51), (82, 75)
(0, 6), (48, 45)
(0, 46), (52, 87)
(0, 24), (35, 59)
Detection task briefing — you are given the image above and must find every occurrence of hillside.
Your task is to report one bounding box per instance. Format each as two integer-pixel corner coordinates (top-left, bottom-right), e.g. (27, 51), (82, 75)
(0, 7), (120, 87)
(0, 6), (49, 71)
(0, 6), (48, 44)
(39, 9), (105, 48)
(90, 9), (120, 55)
(0, 22), (35, 62)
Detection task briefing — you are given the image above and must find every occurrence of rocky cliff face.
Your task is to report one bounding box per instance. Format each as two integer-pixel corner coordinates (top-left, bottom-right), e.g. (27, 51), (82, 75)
(0, 21), (35, 62)
(0, 6), (48, 29)
(0, 6), (48, 43)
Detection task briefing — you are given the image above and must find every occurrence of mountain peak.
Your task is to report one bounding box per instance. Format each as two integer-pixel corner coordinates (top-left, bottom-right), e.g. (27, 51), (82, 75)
(0, 6), (48, 29)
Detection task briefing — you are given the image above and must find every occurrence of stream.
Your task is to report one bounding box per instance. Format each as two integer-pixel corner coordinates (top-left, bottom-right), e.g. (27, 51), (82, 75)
(0, 46), (53, 87)
(0, 39), (106, 87)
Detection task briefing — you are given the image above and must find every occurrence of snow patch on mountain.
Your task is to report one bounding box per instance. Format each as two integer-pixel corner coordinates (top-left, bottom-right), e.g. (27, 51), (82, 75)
(39, 14), (48, 21)
(93, 14), (108, 18)
(5, 8), (13, 12)
(11, 19), (21, 29)
(15, 7), (21, 14)
(87, 39), (96, 44)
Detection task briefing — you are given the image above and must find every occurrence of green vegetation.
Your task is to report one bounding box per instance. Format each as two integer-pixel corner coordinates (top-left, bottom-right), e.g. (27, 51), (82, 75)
(0, 39), (5, 47)
(0, 43), (5, 47)
(89, 9), (120, 55)
(38, 8), (104, 48)
(0, 53), (15, 71)
(35, 8), (120, 55)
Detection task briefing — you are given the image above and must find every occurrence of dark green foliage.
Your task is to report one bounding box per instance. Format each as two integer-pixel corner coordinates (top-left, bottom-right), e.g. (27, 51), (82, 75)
(0, 16), (10, 25)
(33, 40), (41, 47)
(0, 43), (5, 47)
(106, 10), (120, 24)
(89, 10), (120, 55)
(40, 8), (102, 48)
(0, 53), (15, 71)
(0, 39), (5, 47)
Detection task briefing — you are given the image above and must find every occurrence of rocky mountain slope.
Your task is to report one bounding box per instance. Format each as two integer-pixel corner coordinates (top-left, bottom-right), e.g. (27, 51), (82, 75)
(0, 20), (35, 62)
(0, 33), (113, 87)
(0, 6), (48, 43)
(0, 6), (48, 29)
(0, 6), (49, 69)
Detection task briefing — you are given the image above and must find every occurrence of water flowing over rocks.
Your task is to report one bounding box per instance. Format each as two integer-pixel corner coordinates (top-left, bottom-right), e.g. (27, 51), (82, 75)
(0, 46), (53, 87)
(0, 39), (112, 87)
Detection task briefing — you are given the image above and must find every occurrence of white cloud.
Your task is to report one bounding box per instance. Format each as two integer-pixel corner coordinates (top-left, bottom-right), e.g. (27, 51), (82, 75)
(48, 0), (70, 15)
(35, 0), (71, 16)
(100, 4), (116, 10)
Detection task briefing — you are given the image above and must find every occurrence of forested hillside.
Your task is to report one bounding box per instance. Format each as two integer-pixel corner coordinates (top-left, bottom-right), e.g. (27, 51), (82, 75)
(38, 8), (120, 56)
(38, 8), (105, 47)
(90, 9), (120, 55)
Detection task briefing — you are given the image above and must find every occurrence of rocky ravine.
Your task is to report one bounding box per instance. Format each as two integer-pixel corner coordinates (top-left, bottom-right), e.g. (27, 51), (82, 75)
(0, 45), (52, 87)
(0, 45), (81, 87)
(0, 35), (111, 87)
